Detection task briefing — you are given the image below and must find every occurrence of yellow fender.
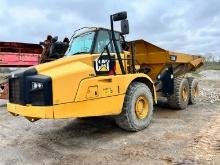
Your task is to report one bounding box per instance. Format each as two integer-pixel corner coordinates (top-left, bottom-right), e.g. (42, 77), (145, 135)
(120, 73), (157, 104)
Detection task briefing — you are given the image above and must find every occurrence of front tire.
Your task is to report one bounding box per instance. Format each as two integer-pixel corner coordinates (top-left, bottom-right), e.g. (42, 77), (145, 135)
(115, 82), (154, 132)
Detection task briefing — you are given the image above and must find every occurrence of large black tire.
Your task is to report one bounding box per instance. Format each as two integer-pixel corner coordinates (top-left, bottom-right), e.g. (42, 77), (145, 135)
(115, 82), (154, 132)
(167, 77), (189, 109)
(187, 77), (199, 105)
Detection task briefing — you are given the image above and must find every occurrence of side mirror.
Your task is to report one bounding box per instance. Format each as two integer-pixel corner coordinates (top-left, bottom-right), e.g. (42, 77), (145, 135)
(121, 19), (129, 35)
(113, 11), (127, 21)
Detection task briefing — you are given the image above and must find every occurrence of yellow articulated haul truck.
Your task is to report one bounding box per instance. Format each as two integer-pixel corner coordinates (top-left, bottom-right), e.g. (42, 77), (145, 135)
(7, 12), (204, 131)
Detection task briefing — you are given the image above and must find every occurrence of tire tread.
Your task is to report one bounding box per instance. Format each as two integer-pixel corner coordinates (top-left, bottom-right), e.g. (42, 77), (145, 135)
(115, 82), (153, 131)
(167, 77), (189, 109)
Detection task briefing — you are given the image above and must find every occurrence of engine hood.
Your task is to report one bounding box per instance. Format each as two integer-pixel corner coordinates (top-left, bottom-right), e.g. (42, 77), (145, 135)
(35, 54), (96, 105)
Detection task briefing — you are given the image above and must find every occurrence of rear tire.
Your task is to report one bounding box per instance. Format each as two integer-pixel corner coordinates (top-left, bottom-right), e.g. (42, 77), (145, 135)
(187, 77), (199, 105)
(115, 82), (154, 132)
(167, 77), (189, 109)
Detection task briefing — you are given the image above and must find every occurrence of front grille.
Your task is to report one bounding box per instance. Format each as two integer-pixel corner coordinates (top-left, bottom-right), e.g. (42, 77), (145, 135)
(8, 69), (52, 106)
(30, 90), (44, 106)
(9, 78), (21, 103)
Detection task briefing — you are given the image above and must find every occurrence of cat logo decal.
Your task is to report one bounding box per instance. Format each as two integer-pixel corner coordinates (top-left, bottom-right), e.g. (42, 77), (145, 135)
(94, 55), (115, 75)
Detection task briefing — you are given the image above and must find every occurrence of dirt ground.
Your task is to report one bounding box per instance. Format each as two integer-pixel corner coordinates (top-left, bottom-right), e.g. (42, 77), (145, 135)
(0, 70), (220, 165)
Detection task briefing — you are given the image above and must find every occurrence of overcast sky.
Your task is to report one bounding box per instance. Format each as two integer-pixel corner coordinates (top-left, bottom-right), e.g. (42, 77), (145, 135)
(0, 0), (220, 58)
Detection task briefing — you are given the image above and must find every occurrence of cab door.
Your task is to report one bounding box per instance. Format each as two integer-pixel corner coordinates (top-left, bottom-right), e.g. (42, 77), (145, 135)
(77, 30), (123, 101)
(92, 30), (115, 76)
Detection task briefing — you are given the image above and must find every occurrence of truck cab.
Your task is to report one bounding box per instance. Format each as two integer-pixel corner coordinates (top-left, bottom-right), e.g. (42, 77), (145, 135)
(65, 27), (125, 75)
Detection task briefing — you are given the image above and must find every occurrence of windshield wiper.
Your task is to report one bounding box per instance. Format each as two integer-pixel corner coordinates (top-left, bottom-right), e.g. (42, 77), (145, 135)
(73, 51), (88, 55)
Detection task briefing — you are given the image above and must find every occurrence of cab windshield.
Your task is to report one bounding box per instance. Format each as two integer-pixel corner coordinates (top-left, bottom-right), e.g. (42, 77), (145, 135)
(65, 31), (95, 56)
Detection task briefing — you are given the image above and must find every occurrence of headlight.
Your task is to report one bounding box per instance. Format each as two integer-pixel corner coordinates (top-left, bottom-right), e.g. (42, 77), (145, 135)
(31, 82), (43, 90)
(27, 75), (53, 106)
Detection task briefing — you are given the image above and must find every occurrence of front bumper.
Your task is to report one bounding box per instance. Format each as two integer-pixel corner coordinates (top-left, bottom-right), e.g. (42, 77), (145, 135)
(7, 94), (125, 119)
(7, 103), (53, 119)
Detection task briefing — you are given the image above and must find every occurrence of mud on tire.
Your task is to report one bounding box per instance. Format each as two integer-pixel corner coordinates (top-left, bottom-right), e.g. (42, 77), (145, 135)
(167, 77), (189, 109)
(115, 82), (154, 132)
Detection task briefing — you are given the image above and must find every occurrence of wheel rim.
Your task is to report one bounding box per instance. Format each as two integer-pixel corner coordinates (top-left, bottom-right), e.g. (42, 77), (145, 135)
(193, 84), (199, 97)
(182, 86), (188, 102)
(135, 96), (149, 120)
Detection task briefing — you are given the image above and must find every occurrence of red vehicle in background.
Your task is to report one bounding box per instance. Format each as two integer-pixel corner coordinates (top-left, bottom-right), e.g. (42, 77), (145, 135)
(0, 42), (43, 99)
(0, 42), (42, 66)
(0, 35), (70, 99)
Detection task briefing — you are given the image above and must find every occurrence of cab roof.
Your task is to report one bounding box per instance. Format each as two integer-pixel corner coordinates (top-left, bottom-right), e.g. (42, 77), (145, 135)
(73, 27), (121, 37)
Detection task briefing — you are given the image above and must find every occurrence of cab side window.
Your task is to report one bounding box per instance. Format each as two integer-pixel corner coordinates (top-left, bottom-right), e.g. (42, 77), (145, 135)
(94, 30), (122, 54)
(94, 30), (112, 53)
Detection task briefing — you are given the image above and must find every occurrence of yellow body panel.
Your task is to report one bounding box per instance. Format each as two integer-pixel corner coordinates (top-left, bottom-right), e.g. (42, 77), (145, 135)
(53, 95), (125, 118)
(34, 53), (131, 105)
(7, 73), (156, 119)
(35, 54), (95, 104)
(130, 40), (204, 79)
(7, 95), (125, 119)
(7, 102), (54, 118)
(75, 73), (156, 102)
(75, 75), (124, 102)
